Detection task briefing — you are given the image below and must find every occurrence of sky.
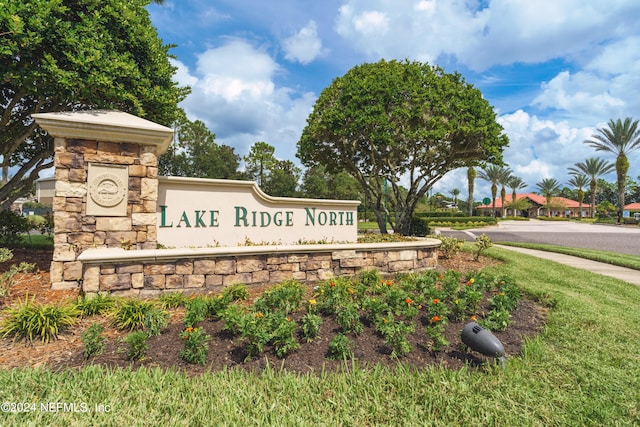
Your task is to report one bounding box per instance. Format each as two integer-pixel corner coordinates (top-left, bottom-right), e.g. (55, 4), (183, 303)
(147, 0), (640, 201)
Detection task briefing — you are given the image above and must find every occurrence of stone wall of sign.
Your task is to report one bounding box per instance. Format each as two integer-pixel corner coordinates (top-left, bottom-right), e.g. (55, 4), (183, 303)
(33, 110), (441, 296)
(78, 242), (439, 297)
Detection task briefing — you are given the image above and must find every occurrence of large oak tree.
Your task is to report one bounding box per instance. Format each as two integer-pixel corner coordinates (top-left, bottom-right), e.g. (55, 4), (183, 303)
(297, 59), (508, 234)
(0, 0), (188, 209)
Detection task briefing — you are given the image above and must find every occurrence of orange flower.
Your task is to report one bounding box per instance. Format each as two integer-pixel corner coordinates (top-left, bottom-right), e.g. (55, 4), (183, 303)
(431, 316), (441, 323)
(255, 312), (264, 318)
(330, 282), (336, 287)
(347, 288), (354, 294)
(470, 315), (477, 321)
(405, 298), (413, 305)
(432, 299), (440, 304)
(185, 327), (194, 333)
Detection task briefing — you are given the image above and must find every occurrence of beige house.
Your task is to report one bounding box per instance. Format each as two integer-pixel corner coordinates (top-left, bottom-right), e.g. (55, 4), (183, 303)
(36, 176), (56, 206)
(477, 193), (592, 218)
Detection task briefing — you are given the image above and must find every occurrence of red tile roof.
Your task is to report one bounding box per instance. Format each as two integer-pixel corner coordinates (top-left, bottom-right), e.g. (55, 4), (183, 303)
(625, 202), (640, 210)
(477, 193), (586, 209)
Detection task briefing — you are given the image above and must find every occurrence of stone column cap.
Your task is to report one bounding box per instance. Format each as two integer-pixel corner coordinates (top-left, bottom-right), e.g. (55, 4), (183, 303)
(32, 110), (173, 154)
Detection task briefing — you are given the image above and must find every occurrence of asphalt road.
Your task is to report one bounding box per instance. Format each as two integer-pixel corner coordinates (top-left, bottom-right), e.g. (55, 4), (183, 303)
(437, 220), (640, 256)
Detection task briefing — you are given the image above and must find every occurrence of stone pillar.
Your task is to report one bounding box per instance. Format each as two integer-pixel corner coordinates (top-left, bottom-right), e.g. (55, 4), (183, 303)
(33, 110), (173, 289)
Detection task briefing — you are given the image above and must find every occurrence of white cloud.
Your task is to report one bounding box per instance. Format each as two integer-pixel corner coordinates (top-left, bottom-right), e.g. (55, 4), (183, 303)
(334, 0), (640, 71)
(282, 21), (326, 64)
(171, 39), (316, 160)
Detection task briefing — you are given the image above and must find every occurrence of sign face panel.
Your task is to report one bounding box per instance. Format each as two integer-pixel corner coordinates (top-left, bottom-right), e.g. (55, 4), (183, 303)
(156, 177), (360, 247)
(86, 163), (129, 216)
(482, 197), (491, 205)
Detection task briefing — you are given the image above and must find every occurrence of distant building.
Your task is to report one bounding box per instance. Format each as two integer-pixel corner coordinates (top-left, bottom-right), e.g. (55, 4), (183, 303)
(477, 193), (592, 218)
(36, 176), (56, 206)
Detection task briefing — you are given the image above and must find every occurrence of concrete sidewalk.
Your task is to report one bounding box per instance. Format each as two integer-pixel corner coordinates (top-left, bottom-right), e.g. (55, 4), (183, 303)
(495, 245), (640, 286)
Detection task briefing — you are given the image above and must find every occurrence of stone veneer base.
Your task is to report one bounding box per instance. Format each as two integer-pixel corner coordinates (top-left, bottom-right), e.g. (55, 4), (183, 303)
(77, 240), (441, 297)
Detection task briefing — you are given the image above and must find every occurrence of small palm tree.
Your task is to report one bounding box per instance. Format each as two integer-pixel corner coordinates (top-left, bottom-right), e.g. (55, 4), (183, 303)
(584, 118), (640, 215)
(478, 165), (511, 218)
(536, 178), (561, 217)
(449, 188), (460, 206)
(497, 168), (513, 218)
(568, 158), (614, 218)
(567, 174), (590, 219)
(467, 166), (476, 217)
(507, 176), (527, 216)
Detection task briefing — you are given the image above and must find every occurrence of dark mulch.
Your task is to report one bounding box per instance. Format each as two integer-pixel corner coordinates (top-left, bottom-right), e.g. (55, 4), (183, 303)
(1, 248), (548, 374)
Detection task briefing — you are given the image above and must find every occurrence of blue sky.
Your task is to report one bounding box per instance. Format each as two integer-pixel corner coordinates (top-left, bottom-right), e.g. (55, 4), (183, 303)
(148, 0), (640, 200)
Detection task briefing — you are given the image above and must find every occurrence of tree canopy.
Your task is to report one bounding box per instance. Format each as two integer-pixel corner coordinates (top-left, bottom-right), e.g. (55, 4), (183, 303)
(159, 119), (240, 179)
(297, 59), (507, 234)
(0, 0), (188, 209)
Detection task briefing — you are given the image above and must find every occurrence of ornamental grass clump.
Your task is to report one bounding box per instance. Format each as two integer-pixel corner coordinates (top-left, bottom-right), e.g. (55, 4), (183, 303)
(110, 299), (158, 331)
(76, 292), (116, 317)
(0, 295), (79, 343)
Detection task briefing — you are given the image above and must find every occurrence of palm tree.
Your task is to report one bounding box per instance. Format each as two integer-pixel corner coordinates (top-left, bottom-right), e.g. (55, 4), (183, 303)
(507, 176), (527, 216)
(568, 157), (614, 218)
(536, 178), (561, 217)
(584, 118), (640, 216)
(497, 168), (513, 218)
(449, 188), (460, 206)
(467, 166), (476, 217)
(478, 165), (504, 218)
(567, 174), (590, 219)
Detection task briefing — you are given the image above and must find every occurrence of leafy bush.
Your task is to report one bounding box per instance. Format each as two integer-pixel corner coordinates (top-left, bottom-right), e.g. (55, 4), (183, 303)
(301, 313), (322, 342)
(409, 216), (429, 236)
(179, 327), (210, 364)
(122, 331), (148, 361)
(328, 333), (353, 360)
(184, 297), (209, 328)
(438, 236), (464, 259)
(0, 255), (37, 301)
(81, 322), (105, 358)
(253, 280), (304, 315)
(0, 296), (79, 343)
(0, 210), (29, 246)
(143, 308), (170, 336)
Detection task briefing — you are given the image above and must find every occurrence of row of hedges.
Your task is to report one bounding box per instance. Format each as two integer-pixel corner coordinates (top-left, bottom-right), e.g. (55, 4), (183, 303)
(410, 216), (497, 236)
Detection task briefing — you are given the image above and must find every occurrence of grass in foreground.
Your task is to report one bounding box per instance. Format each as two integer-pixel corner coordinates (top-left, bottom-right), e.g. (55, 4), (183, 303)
(0, 247), (639, 426)
(498, 241), (640, 271)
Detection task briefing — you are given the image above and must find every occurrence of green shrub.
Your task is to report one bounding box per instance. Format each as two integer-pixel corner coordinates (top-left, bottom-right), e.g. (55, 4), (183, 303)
(0, 210), (29, 246)
(221, 284), (250, 302)
(409, 216), (429, 236)
(184, 297), (208, 327)
(438, 236), (464, 259)
(143, 308), (170, 336)
(252, 280), (304, 315)
(0, 258), (37, 301)
(270, 315), (300, 358)
(179, 326), (210, 365)
(81, 322), (105, 358)
(328, 333), (353, 360)
(0, 296), (79, 343)
(122, 331), (148, 361)
(301, 313), (322, 342)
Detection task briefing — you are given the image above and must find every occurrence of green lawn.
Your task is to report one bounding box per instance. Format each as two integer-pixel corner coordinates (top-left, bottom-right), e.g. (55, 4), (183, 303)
(498, 242), (640, 271)
(0, 246), (639, 425)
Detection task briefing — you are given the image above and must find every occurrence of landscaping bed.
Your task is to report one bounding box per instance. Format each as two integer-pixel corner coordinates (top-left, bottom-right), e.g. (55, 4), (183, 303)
(0, 248), (547, 374)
